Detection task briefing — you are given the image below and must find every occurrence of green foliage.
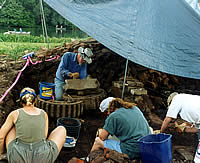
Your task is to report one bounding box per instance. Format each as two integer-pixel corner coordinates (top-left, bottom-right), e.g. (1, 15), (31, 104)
(0, 0), (77, 28)
(0, 42), (63, 60)
(0, 0), (34, 27)
(0, 34), (90, 60)
(0, 34), (73, 43)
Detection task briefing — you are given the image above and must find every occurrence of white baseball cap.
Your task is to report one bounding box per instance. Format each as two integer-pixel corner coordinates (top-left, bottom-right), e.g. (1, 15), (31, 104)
(99, 97), (115, 112)
(78, 47), (93, 64)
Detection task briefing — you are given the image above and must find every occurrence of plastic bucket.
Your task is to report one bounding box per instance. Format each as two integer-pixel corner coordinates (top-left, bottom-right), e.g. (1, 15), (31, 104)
(138, 133), (172, 163)
(57, 117), (81, 140)
(39, 82), (55, 100)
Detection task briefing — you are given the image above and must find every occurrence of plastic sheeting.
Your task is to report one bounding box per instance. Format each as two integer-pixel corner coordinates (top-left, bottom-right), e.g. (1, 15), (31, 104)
(44, 0), (200, 79)
(186, 0), (200, 14)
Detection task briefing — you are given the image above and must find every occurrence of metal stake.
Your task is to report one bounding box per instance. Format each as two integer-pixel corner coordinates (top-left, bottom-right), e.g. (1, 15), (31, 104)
(121, 58), (129, 99)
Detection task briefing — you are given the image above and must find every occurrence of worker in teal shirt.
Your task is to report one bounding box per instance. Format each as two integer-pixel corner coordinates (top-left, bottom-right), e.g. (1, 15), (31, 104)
(91, 97), (152, 160)
(54, 47), (93, 100)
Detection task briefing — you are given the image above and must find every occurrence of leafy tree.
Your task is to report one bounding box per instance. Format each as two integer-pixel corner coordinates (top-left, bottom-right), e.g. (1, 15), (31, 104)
(0, 0), (34, 27)
(0, 0), (79, 29)
(18, 0), (36, 10)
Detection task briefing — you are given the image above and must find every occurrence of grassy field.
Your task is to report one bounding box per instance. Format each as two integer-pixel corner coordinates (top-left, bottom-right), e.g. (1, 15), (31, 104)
(0, 42), (63, 60)
(0, 33), (90, 60)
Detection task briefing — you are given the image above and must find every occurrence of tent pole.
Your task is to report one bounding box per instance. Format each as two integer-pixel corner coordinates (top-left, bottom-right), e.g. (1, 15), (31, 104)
(40, 0), (49, 49)
(40, 2), (46, 45)
(121, 58), (129, 99)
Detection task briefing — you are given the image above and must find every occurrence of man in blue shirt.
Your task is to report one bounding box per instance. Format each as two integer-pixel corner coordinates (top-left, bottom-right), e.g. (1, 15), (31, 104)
(54, 47), (93, 100)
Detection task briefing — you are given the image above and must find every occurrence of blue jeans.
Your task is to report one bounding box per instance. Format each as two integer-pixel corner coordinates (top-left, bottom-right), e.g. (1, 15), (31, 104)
(54, 78), (65, 100)
(104, 139), (122, 153)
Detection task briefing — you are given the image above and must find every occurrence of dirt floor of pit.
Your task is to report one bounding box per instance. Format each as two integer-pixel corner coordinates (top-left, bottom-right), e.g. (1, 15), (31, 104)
(51, 111), (103, 163)
(51, 111), (198, 163)
(0, 111), (198, 163)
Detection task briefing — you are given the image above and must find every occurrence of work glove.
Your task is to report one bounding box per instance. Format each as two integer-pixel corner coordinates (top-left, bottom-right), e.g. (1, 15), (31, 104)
(174, 121), (186, 133)
(153, 130), (161, 134)
(69, 72), (80, 79)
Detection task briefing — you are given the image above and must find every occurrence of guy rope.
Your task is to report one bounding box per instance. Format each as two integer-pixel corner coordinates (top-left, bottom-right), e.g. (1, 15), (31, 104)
(0, 53), (60, 103)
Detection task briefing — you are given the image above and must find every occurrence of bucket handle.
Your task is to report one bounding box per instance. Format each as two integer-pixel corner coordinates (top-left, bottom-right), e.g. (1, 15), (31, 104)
(52, 94), (55, 100)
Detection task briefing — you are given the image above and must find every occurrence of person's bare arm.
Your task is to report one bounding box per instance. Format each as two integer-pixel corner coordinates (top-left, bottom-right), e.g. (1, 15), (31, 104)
(44, 112), (49, 138)
(90, 129), (109, 152)
(160, 117), (172, 133)
(99, 129), (109, 141)
(0, 112), (15, 154)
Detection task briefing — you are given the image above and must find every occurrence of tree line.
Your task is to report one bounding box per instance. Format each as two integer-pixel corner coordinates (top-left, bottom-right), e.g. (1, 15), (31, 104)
(0, 0), (76, 29)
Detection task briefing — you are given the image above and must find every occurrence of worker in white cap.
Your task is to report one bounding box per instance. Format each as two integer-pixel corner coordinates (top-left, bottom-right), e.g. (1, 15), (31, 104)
(91, 97), (151, 160)
(160, 92), (200, 162)
(54, 47), (93, 100)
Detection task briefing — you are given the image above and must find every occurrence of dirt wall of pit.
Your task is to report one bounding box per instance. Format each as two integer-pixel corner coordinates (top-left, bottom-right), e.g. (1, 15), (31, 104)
(0, 39), (200, 129)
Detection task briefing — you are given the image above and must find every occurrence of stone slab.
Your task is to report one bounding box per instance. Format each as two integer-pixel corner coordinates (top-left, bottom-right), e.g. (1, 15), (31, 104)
(112, 80), (144, 88)
(130, 88), (147, 95)
(174, 146), (194, 161)
(64, 78), (100, 90)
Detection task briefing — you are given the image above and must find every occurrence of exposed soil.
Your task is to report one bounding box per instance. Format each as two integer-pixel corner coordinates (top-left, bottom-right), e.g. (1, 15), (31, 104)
(55, 111), (105, 162)
(54, 111), (198, 163)
(0, 39), (200, 162)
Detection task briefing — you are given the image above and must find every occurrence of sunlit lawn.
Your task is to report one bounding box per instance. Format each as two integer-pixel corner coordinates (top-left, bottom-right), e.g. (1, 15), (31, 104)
(0, 42), (63, 60)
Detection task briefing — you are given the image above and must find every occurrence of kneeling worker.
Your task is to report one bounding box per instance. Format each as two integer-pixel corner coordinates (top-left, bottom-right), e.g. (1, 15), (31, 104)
(91, 97), (152, 160)
(160, 92), (200, 162)
(54, 47), (93, 100)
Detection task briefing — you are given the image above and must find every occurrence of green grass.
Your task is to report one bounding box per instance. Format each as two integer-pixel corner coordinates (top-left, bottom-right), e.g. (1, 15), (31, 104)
(0, 33), (75, 43)
(0, 33), (91, 60)
(0, 42), (63, 60)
